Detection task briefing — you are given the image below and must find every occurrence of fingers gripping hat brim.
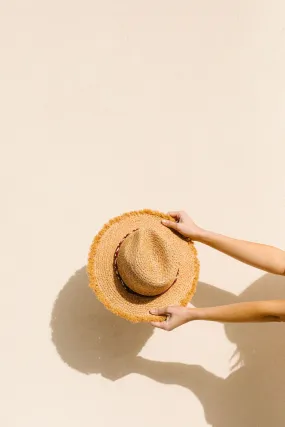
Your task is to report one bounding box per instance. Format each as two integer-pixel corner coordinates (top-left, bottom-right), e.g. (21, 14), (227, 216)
(87, 210), (200, 323)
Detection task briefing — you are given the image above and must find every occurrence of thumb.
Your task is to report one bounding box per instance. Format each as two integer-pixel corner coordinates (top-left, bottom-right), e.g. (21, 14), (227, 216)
(149, 306), (171, 316)
(162, 219), (178, 230)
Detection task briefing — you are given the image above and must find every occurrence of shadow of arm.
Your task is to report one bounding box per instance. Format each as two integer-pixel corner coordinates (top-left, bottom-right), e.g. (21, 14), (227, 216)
(134, 356), (222, 401)
(193, 282), (237, 307)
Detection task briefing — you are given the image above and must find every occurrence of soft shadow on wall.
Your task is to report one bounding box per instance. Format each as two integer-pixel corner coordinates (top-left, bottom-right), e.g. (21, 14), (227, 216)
(50, 267), (154, 378)
(51, 269), (285, 427)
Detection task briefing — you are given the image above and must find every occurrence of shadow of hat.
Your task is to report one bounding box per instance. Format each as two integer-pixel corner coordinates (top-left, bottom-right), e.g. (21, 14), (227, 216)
(50, 267), (154, 377)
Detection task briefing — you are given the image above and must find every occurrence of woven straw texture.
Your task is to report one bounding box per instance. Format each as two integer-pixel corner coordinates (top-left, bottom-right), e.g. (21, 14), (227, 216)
(87, 210), (199, 323)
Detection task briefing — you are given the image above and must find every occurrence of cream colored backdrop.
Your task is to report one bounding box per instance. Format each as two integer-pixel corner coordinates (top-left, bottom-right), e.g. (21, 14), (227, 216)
(1, 2), (285, 426)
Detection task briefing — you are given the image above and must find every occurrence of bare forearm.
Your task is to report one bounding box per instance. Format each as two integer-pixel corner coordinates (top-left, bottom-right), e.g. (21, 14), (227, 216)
(198, 230), (285, 275)
(189, 300), (285, 323)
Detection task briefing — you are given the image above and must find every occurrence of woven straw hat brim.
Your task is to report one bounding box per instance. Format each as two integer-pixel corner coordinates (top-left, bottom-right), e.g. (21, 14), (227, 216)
(87, 210), (200, 323)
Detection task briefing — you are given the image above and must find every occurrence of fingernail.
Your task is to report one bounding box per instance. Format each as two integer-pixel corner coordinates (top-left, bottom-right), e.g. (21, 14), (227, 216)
(149, 310), (156, 314)
(161, 220), (166, 224)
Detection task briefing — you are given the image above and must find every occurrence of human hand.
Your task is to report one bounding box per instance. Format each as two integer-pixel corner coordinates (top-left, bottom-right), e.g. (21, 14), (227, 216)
(150, 305), (196, 331)
(162, 211), (204, 241)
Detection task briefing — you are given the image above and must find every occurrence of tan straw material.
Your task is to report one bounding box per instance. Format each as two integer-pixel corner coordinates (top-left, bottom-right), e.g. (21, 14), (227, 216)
(87, 210), (200, 323)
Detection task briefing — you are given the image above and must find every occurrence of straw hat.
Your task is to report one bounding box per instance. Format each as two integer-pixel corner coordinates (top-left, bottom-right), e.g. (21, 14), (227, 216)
(87, 210), (199, 323)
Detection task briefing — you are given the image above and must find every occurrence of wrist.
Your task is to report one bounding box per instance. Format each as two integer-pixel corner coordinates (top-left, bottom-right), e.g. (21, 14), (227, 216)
(196, 229), (214, 244)
(186, 307), (203, 321)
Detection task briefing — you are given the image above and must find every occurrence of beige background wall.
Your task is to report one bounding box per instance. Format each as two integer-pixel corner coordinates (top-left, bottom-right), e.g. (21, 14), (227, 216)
(1, 2), (285, 426)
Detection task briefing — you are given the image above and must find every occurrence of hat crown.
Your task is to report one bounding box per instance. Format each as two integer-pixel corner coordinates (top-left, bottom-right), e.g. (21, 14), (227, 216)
(117, 228), (178, 296)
